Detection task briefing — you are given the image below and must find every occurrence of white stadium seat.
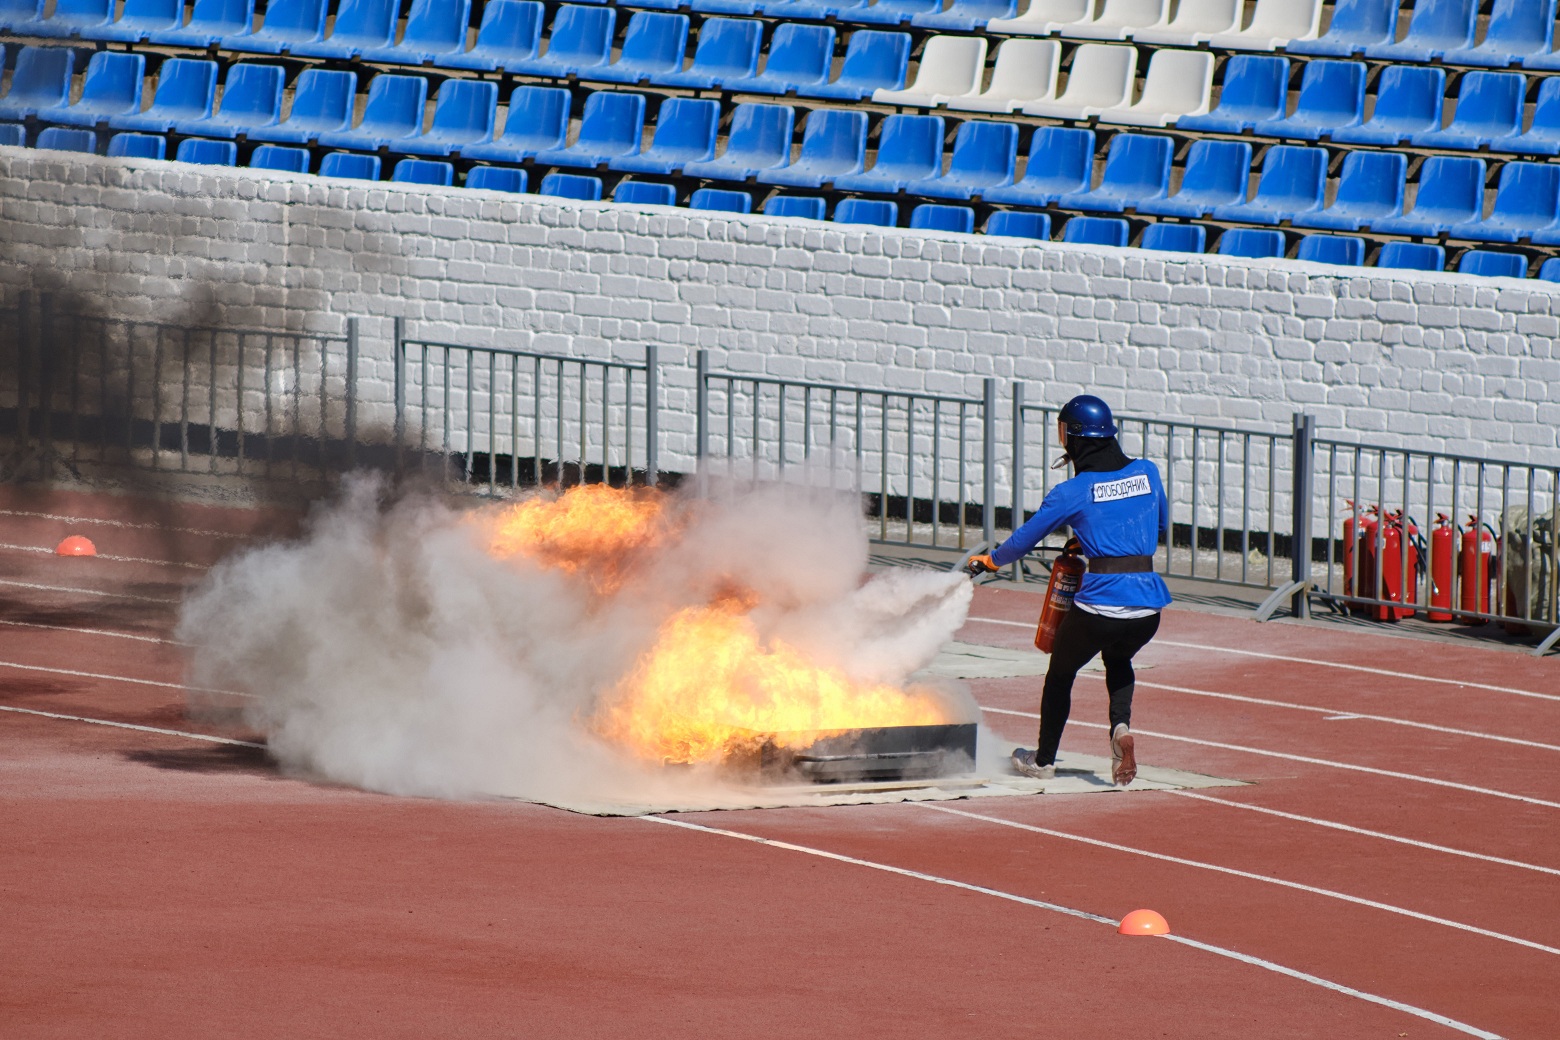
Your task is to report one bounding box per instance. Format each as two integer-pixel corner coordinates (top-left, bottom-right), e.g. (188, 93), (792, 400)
(1131, 0), (1240, 47)
(872, 35), (987, 107)
(1207, 0), (1324, 52)
(1099, 48), (1214, 126)
(1069, 0), (1169, 41)
(987, 0), (1094, 38)
(947, 38), (1061, 114)
(1021, 42), (1136, 119)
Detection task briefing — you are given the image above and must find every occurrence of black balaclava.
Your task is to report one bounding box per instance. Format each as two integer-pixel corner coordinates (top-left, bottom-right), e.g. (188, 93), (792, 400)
(1065, 434), (1132, 475)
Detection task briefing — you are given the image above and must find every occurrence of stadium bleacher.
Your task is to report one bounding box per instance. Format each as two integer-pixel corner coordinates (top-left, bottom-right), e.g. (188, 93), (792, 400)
(7, 0), (1560, 281)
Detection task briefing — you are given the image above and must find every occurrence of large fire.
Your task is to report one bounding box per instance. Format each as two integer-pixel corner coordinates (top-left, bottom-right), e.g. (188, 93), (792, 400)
(481, 484), (960, 767)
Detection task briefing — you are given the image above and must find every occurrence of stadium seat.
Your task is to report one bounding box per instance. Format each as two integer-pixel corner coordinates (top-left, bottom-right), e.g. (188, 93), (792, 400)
(1296, 234), (1365, 266)
(400, 80), (499, 156)
(1377, 242), (1445, 272)
(947, 39), (1060, 114)
(833, 198), (897, 226)
(689, 0), (758, 16)
(985, 210), (1052, 240)
(513, 5), (615, 77)
(1136, 139), (1251, 219)
(1251, 60), (1366, 141)
(610, 98), (719, 174)
(1367, 0), (1476, 62)
(689, 187), (752, 213)
(249, 144), (310, 172)
(361, 0), (473, 64)
(982, 126), (1094, 206)
(109, 59), (217, 134)
(223, 0), (328, 54)
(0, 46), (74, 121)
(987, 0), (1093, 37)
(873, 35), (986, 107)
(392, 159), (454, 186)
(442, 0), (544, 71)
(1413, 72), (1525, 151)
(175, 64), (284, 138)
(727, 23), (836, 95)
(1372, 156), (1487, 237)
(1062, 216), (1129, 247)
(28, 0), (110, 37)
(1211, 146), (1327, 225)
(1132, 0), (1240, 46)
(1457, 250), (1528, 278)
(318, 152), (382, 179)
(1217, 228), (1287, 259)
(1451, 163), (1560, 243)
(593, 13), (689, 85)
(763, 195), (827, 220)
(1538, 257), (1560, 282)
(1099, 47), (1213, 127)
(461, 85), (571, 162)
(465, 166), (528, 192)
(1140, 223), (1206, 253)
(757, 108), (868, 188)
(0, 123), (23, 147)
(106, 131), (165, 158)
(845, 0), (942, 26)
(36, 126), (96, 152)
(811, 31), (910, 101)
(615, 180), (677, 205)
(1293, 150), (1406, 232)
(1496, 77), (1560, 155)
(1177, 55), (1288, 134)
(316, 74), (428, 152)
(174, 138), (236, 165)
(1330, 65), (1445, 146)
(1207, 0), (1323, 51)
(532, 91), (647, 168)
(909, 203), (975, 233)
(1446, 0), (1556, 69)
(619, 0), (681, 9)
(832, 113), (942, 193)
(1069, 0), (1170, 41)
(1288, 0), (1396, 56)
(1021, 44), (1136, 119)
(680, 103), (794, 179)
(0, 0), (43, 32)
(91, 0), (180, 42)
(912, 0), (1016, 31)
(34, 52), (143, 128)
(290, 0), (396, 58)
(1054, 132), (1172, 213)
(662, 18), (762, 88)
(154, 0), (253, 47)
(539, 172), (603, 200)
(245, 68), (355, 144)
(915, 120), (1017, 200)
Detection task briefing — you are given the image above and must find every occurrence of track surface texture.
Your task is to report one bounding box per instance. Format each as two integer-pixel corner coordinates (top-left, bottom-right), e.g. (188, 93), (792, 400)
(1, 485), (1554, 1039)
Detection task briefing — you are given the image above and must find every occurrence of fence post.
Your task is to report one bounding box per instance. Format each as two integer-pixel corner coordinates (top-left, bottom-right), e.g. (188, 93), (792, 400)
(1291, 412), (1316, 619)
(392, 316), (406, 474)
(16, 291), (35, 459)
(345, 317), (359, 468)
(643, 343), (659, 487)
(1009, 381), (1026, 580)
(694, 349), (709, 495)
(982, 377), (997, 549)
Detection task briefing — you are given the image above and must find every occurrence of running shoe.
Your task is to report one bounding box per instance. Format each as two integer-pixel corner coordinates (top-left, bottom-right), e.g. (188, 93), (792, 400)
(1111, 723), (1137, 786)
(1011, 747), (1055, 780)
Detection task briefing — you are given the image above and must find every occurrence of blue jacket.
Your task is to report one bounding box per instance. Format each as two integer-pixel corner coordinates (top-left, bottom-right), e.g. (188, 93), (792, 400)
(991, 458), (1172, 610)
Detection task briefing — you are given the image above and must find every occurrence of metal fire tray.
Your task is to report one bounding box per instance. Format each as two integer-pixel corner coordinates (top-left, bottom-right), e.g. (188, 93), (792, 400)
(747, 723), (978, 784)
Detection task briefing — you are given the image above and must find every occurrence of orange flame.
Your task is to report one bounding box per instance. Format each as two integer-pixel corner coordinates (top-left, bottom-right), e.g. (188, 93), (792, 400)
(486, 484), (669, 590)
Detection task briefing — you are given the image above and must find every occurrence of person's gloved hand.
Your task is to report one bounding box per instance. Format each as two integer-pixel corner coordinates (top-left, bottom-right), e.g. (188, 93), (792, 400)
(966, 554), (998, 576)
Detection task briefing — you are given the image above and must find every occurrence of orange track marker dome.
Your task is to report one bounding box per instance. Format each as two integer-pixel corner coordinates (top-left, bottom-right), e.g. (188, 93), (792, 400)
(55, 536), (98, 557)
(1118, 909), (1170, 936)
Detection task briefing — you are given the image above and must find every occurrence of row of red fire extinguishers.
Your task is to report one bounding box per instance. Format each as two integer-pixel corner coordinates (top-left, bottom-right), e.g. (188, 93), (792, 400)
(1343, 501), (1499, 623)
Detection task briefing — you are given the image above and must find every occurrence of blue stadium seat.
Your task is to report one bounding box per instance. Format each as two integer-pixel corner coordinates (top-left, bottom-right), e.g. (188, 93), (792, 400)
(1366, 0), (1476, 62)
(593, 12), (690, 85)
(1062, 217), (1129, 247)
(1288, 0), (1396, 57)
(1412, 72), (1525, 151)
(1177, 55), (1288, 134)
(1457, 250), (1528, 278)
(465, 166), (528, 192)
(611, 98), (719, 174)
(532, 92), (646, 168)
(110, 59), (217, 133)
(727, 24), (835, 96)
(985, 210), (1052, 241)
(1330, 65), (1445, 146)
(154, 0), (253, 47)
(1297, 234), (1365, 266)
(681, 103), (795, 179)
(1377, 242), (1446, 272)
(1495, 76), (1560, 155)
(915, 120), (1017, 200)
(320, 152), (381, 179)
(912, 0), (1018, 31)
(36, 126), (96, 152)
(514, 5), (616, 77)
(361, 0), (473, 64)
(910, 204), (975, 233)
(757, 109), (867, 188)
(982, 126), (1094, 207)
(1451, 163), (1560, 243)
(1217, 228), (1287, 259)
(462, 85), (571, 162)
(90, 0), (180, 42)
(1137, 140), (1252, 219)
(661, 18), (762, 88)
(833, 198), (898, 226)
(442, 0), (544, 71)
(1446, 0), (1556, 68)
(620, 0), (682, 9)
(392, 159), (454, 185)
(223, 0), (328, 53)
(811, 31), (910, 101)
(174, 138), (236, 165)
(106, 131), (165, 158)
(833, 114), (942, 194)
(0, 46), (73, 120)
(1294, 151), (1405, 233)
(291, 0), (396, 58)
(616, 180), (678, 205)
(1539, 257), (1560, 282)
(1211, 146), (1327, 225)
(689, 187), (753, 213)
(0, 123), (25, 147)
(400, 80), (498, 156)
(540, 173), (603, 200)
(765, 0), (856, 22)
(1372, 156), (1487, 237)
(246, 68), (355, 144)
(315, 74), (428, 151)
(1140, 223), (1207, 253)
(176, 64), (284, 138)
(764, 195), (827, 220)
(850, 0), (943, 25)
(0, 0), (43, 32)
(35, 52), (143, 129)
(28, 0), (110, 37)
(690, 0), (758, 14)
(1252, 60), (1366, 141)
(249, 144), (310, 172)
(1054, 132), (1172, 214)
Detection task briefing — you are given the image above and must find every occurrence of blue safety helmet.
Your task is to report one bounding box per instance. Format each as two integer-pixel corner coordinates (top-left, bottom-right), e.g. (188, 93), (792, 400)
(1059, 395), (1118, 438)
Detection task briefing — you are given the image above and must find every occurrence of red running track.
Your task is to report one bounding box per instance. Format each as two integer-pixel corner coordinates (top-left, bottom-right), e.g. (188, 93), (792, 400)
(1, 486), (1555, 1039)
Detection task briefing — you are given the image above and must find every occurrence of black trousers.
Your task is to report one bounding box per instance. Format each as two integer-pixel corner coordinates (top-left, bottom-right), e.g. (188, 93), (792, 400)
(1035, 607), (1161, 767)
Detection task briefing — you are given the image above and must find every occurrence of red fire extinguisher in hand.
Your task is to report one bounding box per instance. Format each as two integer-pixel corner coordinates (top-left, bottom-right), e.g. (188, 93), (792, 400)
(1035, 539), (1087, 654)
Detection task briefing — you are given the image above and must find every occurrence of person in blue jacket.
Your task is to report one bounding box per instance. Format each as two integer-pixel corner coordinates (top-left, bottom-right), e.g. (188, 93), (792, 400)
(968, 394), (1170, 786)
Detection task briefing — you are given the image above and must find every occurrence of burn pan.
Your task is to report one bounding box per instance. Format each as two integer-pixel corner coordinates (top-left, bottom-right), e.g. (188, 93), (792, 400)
(740, 723), (978, 784)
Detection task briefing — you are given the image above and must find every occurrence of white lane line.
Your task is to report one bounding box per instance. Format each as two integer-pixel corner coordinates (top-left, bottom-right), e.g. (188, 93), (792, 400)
(1163, 790), (1560, 879)
(0, 703), (263, 748)
(643, 815), (1503, 1040)
(0, 659), (245, 698)
(0, 508), (247, 540)
(981, 705), (1560, 810)
(920, 802), (1560, 958)
(0, 577), (183, 604)
(0, 618), (182, 646)
(0, 542), (207, 570)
